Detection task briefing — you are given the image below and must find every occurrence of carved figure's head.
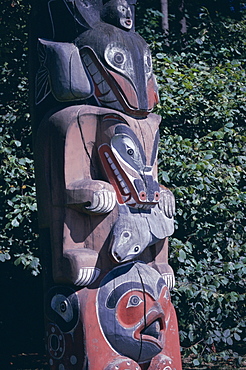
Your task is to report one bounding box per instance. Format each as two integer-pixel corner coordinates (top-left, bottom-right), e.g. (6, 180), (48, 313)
(97, 262), (171, 363)
(98, 116), (160, 209)
(101, 0), (133, 30)
(75, 24), (159, 117)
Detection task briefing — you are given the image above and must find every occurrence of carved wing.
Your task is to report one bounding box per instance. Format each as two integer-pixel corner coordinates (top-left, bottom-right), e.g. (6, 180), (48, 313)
(35, 38), (93, 104)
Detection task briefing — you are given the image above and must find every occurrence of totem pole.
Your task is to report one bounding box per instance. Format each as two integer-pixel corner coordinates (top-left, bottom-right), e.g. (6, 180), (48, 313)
(30, 0), (182, 369)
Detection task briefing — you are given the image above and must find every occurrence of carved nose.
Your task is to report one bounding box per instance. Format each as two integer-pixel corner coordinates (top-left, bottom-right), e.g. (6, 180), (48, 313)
(154, 191), (160, 202)
(126, 9), (131, 18)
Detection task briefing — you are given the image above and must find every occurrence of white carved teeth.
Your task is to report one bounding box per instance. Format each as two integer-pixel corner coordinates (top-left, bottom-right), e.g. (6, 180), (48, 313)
(122, 186), (130, 194)
(104, 152), (113, 164)
(111, 163), (116, 170)
(104, 152), (130, 195)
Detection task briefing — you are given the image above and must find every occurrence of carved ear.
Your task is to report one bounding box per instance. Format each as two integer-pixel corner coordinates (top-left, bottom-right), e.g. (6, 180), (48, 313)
(72, 0), (103, 28)
(36, 39), (93, 104)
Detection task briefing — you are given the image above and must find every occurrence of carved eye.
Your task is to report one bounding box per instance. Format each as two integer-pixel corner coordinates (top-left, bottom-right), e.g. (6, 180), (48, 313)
(120, 6), (126, 13)
(105, 43), (133, 79)
(114, 52), (124, 64)
(126, 295), (143, 308)
(60, 301), (67, 313)
(127, 148), (134, 156)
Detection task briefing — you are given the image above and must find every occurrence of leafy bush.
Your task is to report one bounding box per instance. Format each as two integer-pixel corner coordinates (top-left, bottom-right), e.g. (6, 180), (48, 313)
(155, 55), (246, 137)
(0, 0), (40, 275)
(143, 3), (246, 364)
(158, 126), (246, 364)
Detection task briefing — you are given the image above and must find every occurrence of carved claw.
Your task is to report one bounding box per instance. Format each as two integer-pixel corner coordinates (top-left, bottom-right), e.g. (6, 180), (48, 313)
(155, 263), (175, 291)
(158, 188), (175, 219)
(85, 188), (116, 214)
(104, 358), (141, 370)
(74, 267), (100, 287)
(162, 272), (175, 291)
(66, 179), (116, 214)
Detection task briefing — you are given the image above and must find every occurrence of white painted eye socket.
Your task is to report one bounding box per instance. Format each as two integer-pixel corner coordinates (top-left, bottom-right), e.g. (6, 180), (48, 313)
(105, 43), (134, 79)
(126, 295), (143, 308)
(111, 134), (145, 172)
(118, 5), (126, 13)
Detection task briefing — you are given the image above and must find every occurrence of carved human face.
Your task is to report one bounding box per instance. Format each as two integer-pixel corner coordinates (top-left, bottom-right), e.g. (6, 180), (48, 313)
(117, 0), (133, 29)
(102, 0), (133, 30)
(97, 263), (170, 363)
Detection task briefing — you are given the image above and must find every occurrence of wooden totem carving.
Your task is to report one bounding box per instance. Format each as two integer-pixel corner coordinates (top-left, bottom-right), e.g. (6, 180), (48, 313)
(30, 0), (182, 369)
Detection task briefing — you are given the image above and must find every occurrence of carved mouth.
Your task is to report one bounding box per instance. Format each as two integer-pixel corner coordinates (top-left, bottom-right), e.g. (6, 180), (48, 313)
(99, 145), (156, 210)
(104, 151), (131, 198)
(135, 312), (164, 349)
(139, 318), (163, 349)
(125, 19), (132, 27)
(80, 46), (150, 118)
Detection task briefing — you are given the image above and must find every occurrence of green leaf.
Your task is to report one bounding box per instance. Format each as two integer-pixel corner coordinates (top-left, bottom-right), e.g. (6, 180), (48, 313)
(193, 359), (200, 366)
(11, 218), (20, 227)
(178, 249), (186, 263)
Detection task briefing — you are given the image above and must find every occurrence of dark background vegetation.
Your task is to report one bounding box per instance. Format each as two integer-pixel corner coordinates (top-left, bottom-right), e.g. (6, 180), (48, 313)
(0, 0), (245, 368)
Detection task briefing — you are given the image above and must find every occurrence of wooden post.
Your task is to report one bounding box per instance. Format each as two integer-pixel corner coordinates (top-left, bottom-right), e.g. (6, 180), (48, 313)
(30, 1), (182, 369)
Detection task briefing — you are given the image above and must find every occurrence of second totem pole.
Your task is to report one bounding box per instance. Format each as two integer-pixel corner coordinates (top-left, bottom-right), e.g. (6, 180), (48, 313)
(30, 0), (182, 369)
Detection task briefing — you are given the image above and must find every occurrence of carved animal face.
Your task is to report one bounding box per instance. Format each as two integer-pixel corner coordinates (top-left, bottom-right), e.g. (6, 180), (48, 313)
(97, 262), (171, 363)
(75, 24), (159, 117)
(99, 122), (160, 209)
(108, 206), (153, 262)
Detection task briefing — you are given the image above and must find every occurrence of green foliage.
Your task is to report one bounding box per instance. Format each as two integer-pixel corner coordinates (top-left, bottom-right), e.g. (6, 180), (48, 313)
(140, 0), (246, 363)
(0, 0), (40, 275)
(155, 54), (245, 137)
(158, 127), (246, 361)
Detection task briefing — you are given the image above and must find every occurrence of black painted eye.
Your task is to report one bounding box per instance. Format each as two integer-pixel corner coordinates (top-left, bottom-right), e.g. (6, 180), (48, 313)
(114, 52), (124, 64)
(60, 301), (67, 312)
(134, 246), (139, 252)
(127, 148), (134, 156)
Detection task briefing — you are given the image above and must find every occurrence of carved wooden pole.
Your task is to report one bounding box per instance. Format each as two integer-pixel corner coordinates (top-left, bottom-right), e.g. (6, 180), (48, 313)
(30, 1), (182, 369)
